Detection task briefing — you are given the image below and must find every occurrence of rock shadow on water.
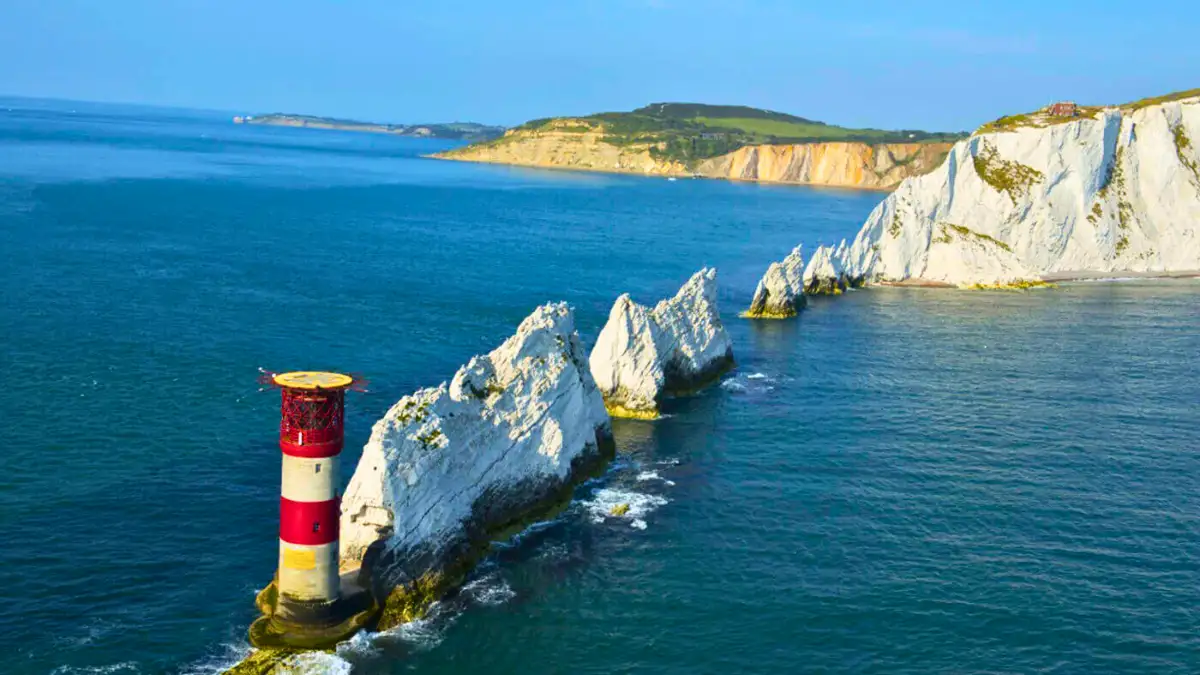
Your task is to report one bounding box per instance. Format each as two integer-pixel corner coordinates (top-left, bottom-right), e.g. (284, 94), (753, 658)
(608, 391), (723, 498)
(745, 313), (803, 355)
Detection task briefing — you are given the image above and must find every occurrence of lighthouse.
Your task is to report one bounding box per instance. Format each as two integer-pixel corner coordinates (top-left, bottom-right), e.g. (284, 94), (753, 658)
(274, 371), (351, 612)
(251, 371), (376, 649)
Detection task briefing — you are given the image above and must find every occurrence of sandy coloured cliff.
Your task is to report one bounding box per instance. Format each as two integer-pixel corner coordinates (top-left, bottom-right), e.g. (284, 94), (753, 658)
(435, 125), (951, 190)
(692, 142), (951, 189)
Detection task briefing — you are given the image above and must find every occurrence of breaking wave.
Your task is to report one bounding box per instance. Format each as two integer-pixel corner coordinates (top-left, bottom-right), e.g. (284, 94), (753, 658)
(375, 601), (453, 652)
(50, 664), (141, 675)
(462, 571), (517, 606)
(177, 641), (252, 675)
(721, 371), (777, 395)
(580, 487), (669, 530)
(636, 470), (676, 486)
(277, 652), (353, 675)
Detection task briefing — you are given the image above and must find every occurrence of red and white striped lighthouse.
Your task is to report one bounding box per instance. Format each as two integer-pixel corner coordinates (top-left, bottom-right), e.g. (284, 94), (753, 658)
(273, 372), (353, 613)
(250, 370), (376, 649)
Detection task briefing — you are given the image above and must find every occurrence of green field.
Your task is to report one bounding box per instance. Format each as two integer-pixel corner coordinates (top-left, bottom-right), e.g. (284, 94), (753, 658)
(691, 116), (895, 141)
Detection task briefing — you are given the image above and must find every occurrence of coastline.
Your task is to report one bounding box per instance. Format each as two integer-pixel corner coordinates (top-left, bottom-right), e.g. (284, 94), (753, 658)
(870, 270), (1200, 289)
(235, 116), (504, 141)
(428, 153), (897, 192)
(1040, 269), (1200, 282)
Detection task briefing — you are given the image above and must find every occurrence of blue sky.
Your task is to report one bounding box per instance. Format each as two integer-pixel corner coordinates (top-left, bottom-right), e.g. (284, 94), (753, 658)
(1, 0), (1195, 131)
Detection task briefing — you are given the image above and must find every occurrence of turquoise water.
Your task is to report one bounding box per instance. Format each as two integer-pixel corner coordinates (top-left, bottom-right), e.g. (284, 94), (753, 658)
(2, 99), (1199, 675)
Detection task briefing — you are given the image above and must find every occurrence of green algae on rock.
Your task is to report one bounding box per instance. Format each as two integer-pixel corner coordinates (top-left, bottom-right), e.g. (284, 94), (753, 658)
(965, 280), (1057, 291)
(222, 648), (300, 675)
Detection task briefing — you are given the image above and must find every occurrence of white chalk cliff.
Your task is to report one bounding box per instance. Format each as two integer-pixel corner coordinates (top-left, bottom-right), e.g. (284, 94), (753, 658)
(831, 93), (1200, 286)
(589, 268), (735, 419)
(745, 246), (808, 317)
(338, 303), (613, 624)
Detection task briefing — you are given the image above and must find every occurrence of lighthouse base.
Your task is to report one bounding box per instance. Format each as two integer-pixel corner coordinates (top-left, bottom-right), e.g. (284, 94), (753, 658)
(249, 571), (378, 650)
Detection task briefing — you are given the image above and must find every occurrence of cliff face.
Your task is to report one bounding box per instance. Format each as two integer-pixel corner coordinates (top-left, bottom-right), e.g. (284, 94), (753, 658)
(436, 128), (950, 190)
(693, 142), (950, 189)
(832, 94), (1200, 286)
(436, 127), (690, 175)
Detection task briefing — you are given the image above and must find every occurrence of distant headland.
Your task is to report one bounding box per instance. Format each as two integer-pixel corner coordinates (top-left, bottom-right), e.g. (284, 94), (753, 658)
(435, 102), (968, 190)
(233, 113), (505, 141)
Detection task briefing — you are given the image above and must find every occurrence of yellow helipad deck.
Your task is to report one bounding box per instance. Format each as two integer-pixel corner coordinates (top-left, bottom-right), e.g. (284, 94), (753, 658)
(272, 371), (353, 390)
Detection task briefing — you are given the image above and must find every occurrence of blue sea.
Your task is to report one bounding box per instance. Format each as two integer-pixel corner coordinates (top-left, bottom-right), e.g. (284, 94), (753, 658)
(2, 98), (1199, 675)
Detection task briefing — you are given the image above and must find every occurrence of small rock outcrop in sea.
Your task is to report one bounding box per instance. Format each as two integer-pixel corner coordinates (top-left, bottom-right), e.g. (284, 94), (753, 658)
(744, 246), (808, 318)
(338, 302), (615, 629)
(804, 241), (860, 295)
(839, 90), (1200, 287)
(589, 268), (735, 419)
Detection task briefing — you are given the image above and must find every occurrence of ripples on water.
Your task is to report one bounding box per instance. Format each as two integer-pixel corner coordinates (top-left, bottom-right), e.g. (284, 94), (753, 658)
(2, 99), (1199, 674)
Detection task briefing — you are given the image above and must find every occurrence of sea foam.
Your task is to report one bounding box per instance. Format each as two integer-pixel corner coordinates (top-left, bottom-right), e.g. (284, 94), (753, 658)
(581, 488), (669, 528)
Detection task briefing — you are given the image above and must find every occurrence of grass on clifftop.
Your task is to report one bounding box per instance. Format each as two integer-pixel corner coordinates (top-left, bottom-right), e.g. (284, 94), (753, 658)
(1123, 88), (1200, 111)
(975, 87), (1200, 135)
(470, 102), (964, 166)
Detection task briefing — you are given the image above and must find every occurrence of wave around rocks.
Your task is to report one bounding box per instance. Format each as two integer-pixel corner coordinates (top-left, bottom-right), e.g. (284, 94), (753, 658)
(581, 488), (670, 530)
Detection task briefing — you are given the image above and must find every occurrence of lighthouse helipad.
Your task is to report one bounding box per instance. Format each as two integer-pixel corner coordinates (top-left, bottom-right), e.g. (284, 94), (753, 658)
(272, 371), (354, 390)
(249, 371), (377, 649)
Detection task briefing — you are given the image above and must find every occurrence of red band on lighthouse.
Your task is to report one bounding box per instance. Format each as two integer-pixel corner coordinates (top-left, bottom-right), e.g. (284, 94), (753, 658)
(280, 496), (340, 546)
(280, 436), (344, 459)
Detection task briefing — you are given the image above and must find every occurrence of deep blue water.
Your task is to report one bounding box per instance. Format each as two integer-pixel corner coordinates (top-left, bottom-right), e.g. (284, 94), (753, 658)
(2, 98), (1198, 675)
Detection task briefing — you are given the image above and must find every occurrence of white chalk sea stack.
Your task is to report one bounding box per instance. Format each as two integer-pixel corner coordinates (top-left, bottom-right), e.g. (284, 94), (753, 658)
(839, 94), (1200, 287)
(338, 302), (614, 628)
(589, 268), (735, 419)
(804, 240), (856, 295)
(744, 246), (808, 318)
